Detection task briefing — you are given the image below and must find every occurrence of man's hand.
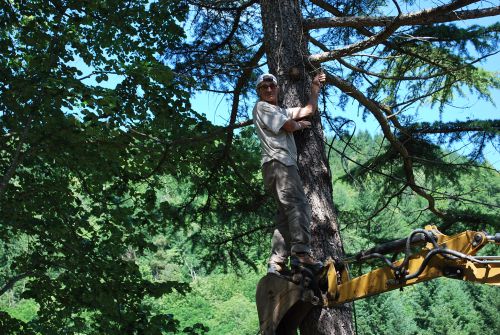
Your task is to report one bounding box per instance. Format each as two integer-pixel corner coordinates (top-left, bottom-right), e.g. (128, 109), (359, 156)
(282, 119), (311, 132)
(297, 120), (311, 130)
(288, 72), (327, 121)
(312, 72), (326, 88)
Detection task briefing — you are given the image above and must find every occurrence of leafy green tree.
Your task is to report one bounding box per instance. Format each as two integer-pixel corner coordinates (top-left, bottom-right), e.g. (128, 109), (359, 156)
(0, 0), (217, 333)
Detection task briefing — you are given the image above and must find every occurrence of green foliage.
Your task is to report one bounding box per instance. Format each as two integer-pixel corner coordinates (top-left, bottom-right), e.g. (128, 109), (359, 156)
(0, 299), (38, 323)
(157, 271), (261, 335)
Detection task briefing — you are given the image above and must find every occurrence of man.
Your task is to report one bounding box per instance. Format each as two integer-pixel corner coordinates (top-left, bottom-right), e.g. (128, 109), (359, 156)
(253, 72), (326, 274)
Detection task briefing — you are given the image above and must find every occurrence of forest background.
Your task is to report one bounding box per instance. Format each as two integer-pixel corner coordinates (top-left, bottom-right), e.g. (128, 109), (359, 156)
(1, 0), (499, 334)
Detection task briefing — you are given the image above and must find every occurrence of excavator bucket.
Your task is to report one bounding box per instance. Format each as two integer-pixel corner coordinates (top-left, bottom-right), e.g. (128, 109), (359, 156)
(256, 274), (317, 335)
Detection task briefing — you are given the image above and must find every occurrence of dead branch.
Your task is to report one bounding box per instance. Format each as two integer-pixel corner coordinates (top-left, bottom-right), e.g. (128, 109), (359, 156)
(211, 223), (273, 246)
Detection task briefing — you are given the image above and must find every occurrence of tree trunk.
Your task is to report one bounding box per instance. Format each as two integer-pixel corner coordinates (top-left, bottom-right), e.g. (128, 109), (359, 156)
(260, 1), (354, 334)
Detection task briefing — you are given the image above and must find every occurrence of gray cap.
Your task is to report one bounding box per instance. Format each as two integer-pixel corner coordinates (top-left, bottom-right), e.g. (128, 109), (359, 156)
(255, 73), (278, 88)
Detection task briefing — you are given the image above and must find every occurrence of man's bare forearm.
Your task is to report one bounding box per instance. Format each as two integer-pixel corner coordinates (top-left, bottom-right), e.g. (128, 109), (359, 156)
(282, 119), (311, 132)
(290, 73), (325, 120)
(307, 83), (321, 114)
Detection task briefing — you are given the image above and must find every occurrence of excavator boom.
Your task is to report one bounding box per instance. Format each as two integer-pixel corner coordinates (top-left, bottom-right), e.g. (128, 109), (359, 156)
(256, 226), (500, 335)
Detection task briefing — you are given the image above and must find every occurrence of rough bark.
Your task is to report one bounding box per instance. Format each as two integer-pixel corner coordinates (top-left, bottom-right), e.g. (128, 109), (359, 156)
(260, 1), (354, 334)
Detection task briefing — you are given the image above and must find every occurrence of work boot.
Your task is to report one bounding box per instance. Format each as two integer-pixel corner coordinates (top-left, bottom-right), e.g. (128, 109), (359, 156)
(290, 253), (323, 274)
(267, 261), (286, 275)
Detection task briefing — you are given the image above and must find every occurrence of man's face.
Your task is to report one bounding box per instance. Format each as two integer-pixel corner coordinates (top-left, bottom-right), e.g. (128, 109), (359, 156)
(258, 81), (279, 105)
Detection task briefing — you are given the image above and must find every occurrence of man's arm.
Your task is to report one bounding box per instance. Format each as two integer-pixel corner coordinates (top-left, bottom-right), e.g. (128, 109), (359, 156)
(282, 73), (326, 132)
(282, 119), (311, 132)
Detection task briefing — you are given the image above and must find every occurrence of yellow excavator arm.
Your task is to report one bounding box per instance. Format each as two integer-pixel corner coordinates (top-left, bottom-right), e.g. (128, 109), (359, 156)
(256, 226), (500, 335)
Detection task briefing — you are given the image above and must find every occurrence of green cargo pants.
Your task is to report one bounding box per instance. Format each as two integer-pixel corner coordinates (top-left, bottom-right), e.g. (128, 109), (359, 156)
(262, 160), (312, 265)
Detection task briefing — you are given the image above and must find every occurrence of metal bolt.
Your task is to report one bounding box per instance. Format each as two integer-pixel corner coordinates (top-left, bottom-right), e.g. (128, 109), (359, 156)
(472, 233), (483, 247)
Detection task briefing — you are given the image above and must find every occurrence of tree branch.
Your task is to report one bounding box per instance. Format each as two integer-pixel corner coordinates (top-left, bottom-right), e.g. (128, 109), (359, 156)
(406, 119), (500, 135)
(310, 37), (444, 81)
(308, 14), (403, 63)
(127, 118), (253, 148)
(324, 135), (499, 232)
(0, 116), (31, 197)
(330, 137), (500, 208)
(363, 184), (408, 223)
(309, 0), (343, 17)
(0, 10), (66, 197)
(222, 45), (265, 157)
(211, 223), (273, 246)
(187, 0), (258, 11)
(311, 0), (486, 72)
(200, 88), (235, 94)
(76, 70), (120, 81)
(324, 71), (447, 219)
(204, 9), (243, 56)
(305, 5), (499, 30)
(0, 272), (33, 297)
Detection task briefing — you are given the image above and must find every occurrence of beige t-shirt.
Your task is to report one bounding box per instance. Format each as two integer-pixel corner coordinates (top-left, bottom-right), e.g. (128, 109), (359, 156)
(252, 101), (297, 167)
